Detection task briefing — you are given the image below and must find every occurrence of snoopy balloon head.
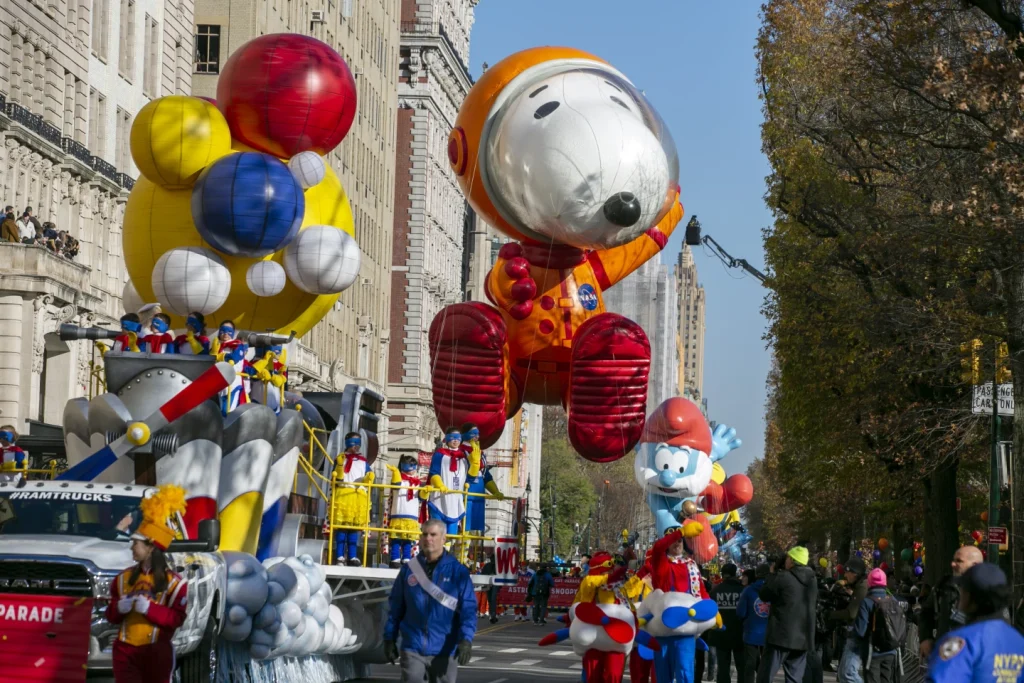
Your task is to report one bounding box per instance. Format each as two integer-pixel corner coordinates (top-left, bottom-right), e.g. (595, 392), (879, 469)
(449, 47), (679, 250)
(634, 398), (713, 499)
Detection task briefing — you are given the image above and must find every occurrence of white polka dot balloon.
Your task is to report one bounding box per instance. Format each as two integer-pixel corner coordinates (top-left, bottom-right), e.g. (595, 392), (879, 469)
(283, 225), (361, 295)
(288, 151), (327, 189)
(151, 246), (232, 315)
(246, 260), (287, 297)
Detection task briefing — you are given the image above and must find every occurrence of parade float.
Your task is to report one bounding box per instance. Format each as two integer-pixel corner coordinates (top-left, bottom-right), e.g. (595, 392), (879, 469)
(0, 33), (483, 683)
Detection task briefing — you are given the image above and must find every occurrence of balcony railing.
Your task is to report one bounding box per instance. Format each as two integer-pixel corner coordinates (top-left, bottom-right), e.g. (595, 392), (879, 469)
(117, 173), (135, 190)
(62, 137), (92, 164)
(5, 101), (63, 147)
(91, 156), (118, 182)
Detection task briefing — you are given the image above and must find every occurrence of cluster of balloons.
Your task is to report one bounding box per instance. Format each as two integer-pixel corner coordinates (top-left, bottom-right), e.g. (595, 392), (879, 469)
(123, 33), (362, 335)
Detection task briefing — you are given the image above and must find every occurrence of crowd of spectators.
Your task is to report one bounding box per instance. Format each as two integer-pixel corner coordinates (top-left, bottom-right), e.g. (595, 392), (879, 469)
(2, 204), (79, 260)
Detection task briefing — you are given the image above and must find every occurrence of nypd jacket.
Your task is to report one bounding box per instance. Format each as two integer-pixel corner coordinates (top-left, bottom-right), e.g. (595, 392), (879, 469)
(710, 577), (745, 647)
(926, 615), (1024, 683)
(384, 551), (477, 657)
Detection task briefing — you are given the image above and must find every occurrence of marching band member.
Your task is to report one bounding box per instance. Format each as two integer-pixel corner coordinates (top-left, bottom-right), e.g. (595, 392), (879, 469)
(105, 485), (188, 683)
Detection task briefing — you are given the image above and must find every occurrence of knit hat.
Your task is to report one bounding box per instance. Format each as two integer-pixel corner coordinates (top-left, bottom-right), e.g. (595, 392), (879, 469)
(131, 484), (187, 550)
(867, 568), (887, 588)
(787, 546), (809, 566)
(845, 556), (867, 577)
(640, 397), (712, 453)
(962, 562), (1007, 594)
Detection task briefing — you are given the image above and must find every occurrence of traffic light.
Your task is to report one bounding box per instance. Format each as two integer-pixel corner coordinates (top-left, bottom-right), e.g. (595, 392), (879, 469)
(961, 339), (982, 385)
(996, 342), (1012, 384)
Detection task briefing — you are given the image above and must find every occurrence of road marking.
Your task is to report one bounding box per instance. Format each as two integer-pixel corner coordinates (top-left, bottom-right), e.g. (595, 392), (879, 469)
(548, 650), (574, 656)
(511, 659), (541, 666)
(488, 679), (508, 683)
(476, 622), (521, 636)
(469, 657), (485, 663)
(499, 648), (526, 653)
(569, 663), (583, 669)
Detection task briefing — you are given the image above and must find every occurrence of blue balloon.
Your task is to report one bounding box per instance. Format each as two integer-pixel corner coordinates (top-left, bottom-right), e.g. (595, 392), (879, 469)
(873, 550), (882, 560)
(855, 550), (863, 557)
(192, 152), (305, 257)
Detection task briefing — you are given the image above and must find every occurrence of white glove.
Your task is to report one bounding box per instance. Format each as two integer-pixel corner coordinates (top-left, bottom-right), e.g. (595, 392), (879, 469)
(133, 596), (151, 615)
(117, 597), (134, 614)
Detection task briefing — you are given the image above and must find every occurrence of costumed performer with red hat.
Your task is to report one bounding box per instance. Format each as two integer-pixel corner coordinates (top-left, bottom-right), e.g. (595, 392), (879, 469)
(105, 485), (189, 683)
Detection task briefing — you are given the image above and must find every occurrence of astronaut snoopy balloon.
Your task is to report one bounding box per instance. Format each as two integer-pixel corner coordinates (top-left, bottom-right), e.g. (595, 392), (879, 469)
(435, 47), (683, 461)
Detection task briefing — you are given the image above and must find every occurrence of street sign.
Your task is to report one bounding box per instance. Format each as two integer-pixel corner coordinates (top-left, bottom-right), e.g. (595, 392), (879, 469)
(972, 383), (1014, 417)
(988, 527), (1008, 545)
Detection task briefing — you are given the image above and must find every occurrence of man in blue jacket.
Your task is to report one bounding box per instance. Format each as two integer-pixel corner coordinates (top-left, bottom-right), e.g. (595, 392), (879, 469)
(927, 563), (1024, 683)
(384, 518), (478, 682)
(737, 563), (770, 683)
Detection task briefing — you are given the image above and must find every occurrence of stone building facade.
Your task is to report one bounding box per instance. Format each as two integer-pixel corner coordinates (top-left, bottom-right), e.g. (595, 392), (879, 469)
(190, 0), (399, 401)
(387, 0), (478, 460)
(676, 244), (706, 401)
(0, 0), (193, 433)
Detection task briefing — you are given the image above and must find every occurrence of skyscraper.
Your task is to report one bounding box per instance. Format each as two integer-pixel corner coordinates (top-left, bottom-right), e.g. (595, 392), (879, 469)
(676, 244), (706, 401)
(601, 257), (679, 409)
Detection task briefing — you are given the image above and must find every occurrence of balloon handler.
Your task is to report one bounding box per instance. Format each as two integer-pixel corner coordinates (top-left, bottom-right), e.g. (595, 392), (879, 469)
(104, 485), (188, 683)
(332, 432), (374, 566)
(644, 519), (721, 683)
(427, 428), (480, 537)
(386, 454), (427, 568)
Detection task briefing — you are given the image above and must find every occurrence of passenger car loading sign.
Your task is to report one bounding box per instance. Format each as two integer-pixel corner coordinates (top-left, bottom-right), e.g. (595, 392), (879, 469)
(0, 593), (93, 681)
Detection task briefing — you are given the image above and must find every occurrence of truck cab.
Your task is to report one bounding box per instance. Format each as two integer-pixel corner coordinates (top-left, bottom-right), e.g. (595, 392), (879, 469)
(0, 480), (225, 677)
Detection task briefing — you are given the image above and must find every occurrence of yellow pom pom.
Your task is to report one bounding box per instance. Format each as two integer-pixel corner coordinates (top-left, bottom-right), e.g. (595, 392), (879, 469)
(140, 484), (189, 526)
(131, 96), (231, 188)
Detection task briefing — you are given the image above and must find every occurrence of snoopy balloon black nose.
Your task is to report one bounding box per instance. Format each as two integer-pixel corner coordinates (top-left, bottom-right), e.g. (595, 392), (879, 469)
(602, 191), (642, 227)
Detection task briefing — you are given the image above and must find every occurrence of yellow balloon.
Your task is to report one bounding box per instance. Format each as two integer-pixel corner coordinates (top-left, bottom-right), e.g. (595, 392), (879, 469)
(122, 160), (355, 336)
(130, 96), (232, 188)
(819, 557), (829, 568)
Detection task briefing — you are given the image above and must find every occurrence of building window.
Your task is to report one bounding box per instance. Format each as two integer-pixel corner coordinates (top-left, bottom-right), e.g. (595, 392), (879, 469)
(115, 107), (131, 171)
(194, 25), (221, 73)
(92, 0), (110, 60)
(143, 15), (159, 96)
(118, 0), (136, 79)
(88, 88), (106, 157)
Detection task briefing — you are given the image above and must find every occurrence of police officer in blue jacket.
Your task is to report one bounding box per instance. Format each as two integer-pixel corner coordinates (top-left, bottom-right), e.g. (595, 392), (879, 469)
(927, 562), (1024, 683)
(384, 518), (478, 682)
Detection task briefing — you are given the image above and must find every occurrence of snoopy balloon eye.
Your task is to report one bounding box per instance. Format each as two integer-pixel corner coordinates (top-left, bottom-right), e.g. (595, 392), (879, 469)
(479, 60), (679, 250)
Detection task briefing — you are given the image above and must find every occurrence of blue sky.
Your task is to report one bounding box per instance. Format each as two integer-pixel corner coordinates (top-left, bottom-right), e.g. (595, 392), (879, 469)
(469, 1), (772, 474)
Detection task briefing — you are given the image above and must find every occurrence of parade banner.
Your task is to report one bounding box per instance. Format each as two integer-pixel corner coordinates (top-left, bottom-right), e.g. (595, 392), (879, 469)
(494, 537), (520, 585)
(497, 576), (582, 608)
(0, 593), (93, 681)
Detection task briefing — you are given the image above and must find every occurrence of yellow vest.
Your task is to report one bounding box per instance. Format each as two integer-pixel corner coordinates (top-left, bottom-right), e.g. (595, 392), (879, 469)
(116, 569), (184, 646)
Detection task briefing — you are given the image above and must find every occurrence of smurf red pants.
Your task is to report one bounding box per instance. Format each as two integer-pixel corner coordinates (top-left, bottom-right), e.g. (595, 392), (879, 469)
(582, 650), (626, 683)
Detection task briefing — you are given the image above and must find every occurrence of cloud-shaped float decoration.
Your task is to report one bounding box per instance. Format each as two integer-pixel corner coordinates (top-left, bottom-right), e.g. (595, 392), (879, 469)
(638, 589), (719, 638)
(568, 602), (637, 657)
(122, 33), (360, 337)
(221, 552), (359, 660)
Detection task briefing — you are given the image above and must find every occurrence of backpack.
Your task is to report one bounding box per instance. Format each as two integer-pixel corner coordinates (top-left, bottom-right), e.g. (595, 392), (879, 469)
(869, 595), (907, 652)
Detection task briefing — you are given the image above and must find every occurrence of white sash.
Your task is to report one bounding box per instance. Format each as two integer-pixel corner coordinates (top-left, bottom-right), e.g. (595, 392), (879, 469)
(408, 557), (458, 612)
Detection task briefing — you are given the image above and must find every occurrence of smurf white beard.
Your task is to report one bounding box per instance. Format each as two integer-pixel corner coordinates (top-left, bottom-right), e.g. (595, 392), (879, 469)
(568, 602), (636, 656)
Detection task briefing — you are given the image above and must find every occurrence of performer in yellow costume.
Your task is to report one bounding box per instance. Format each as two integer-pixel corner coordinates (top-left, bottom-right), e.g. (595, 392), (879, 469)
(385, 454), (426, 568)
(332, 432), (374, 566)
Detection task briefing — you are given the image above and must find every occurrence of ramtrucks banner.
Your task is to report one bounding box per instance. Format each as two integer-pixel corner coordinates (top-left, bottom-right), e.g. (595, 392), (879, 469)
(0, 593), (93, 682)
(497, 576), (582, 609)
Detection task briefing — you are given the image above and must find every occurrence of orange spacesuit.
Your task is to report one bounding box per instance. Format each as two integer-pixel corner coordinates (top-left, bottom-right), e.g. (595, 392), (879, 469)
(430, 47), (684, 461)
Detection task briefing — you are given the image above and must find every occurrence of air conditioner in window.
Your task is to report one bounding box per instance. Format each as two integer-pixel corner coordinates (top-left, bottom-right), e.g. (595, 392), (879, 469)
(311, 10), (326, 22)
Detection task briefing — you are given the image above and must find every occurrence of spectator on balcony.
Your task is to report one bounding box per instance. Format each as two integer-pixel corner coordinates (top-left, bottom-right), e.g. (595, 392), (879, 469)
(62, 233), (79, 260)
(2, 209), (18, 243)
(16, 208), (36, 244)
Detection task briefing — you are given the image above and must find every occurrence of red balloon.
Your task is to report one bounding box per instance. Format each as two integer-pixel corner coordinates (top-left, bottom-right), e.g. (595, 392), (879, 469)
(879, 562), (888, 571)
(217, 34), (357, 158)
(684, 513), (719, 564)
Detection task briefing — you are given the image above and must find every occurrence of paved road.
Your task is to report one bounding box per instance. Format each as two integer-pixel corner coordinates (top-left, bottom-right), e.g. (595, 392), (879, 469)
(363, 616), (845, 682)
